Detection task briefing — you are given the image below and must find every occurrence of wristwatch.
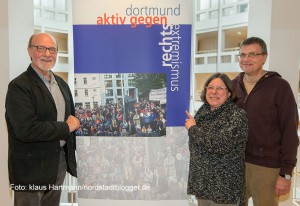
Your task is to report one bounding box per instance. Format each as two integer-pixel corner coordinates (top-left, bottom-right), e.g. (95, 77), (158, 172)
(280, 174), (291, 180)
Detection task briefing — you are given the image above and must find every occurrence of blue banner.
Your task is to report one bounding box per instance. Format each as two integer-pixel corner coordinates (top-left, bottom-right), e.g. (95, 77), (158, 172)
(73, 0), (192, 204)
(73, 24), (191, 126)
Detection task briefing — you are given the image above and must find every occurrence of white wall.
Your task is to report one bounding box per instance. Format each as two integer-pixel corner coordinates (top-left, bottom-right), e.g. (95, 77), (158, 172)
(0, 0), (34, 205)
(248, 0), (300, 100)
(0, 0), (12, 203)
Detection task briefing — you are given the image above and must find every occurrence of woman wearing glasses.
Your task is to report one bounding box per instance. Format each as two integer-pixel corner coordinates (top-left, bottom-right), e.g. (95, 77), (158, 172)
(185, 73), (248, 206)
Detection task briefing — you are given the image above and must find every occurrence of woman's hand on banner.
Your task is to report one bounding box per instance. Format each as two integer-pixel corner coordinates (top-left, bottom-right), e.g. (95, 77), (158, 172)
(185, 110), (196, 129)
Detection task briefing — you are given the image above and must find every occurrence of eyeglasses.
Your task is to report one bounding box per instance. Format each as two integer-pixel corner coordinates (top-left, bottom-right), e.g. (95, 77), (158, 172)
(206, 86), (227, 91)
(30, 45), (58, 54)
(238, 52), (264, 59)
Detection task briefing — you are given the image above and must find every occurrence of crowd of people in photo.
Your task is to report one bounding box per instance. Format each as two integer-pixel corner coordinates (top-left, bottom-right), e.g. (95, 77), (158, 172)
(75, 98), (167, 137)
(76, 128), (189, 200)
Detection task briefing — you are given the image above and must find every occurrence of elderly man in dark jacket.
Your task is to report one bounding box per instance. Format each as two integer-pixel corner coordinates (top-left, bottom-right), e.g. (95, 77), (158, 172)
(5, 33), (80, 206)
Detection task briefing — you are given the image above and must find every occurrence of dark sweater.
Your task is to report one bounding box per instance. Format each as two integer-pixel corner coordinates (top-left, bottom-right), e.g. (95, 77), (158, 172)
(232, 71), (299, 175)
(187, 100), (248, 205)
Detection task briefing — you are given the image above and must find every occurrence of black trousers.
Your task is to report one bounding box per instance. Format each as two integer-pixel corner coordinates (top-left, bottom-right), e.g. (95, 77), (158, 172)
(14, 149), (67, 206)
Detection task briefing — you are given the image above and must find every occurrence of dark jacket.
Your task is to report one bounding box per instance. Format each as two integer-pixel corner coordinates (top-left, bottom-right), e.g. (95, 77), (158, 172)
(232, 71), (299, 175)
(187, 100), (248, 206)
(5, 65), (77, 189)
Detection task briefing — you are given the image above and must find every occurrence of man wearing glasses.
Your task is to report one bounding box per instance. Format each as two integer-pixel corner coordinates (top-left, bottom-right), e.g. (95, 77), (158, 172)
(232, 37), (299, 206)
(5, 33), (80, 206)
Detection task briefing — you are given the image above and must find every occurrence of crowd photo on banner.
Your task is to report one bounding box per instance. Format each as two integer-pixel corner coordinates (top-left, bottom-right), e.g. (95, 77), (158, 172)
(74, 73), (167, 137)
(76, 127), (189, 200)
